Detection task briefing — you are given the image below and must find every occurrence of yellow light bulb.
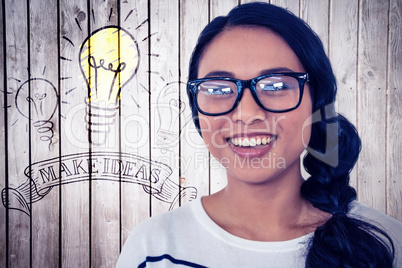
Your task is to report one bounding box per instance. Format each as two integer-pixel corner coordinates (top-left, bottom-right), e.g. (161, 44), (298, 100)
(79, 26), (139, 145)
(79, 26), (139, 104)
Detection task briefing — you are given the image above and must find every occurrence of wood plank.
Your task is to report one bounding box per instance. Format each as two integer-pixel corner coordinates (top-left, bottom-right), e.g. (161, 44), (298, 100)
(179, 0), (209, 203)
(28, 0), (61, 266)
(88, 0), (121, 266)
(270, 0), (300, 16)
(329, 0), (359, 189)
(0, 1), (6, 266)
(208, 0), (238, 195)
(241, 0), (265, 5)
(150, 0), (181, 215)
(119, 0), (151, 248)
(4, 0), (31, 266)
(59, 0), (90, 266)
(301, 0), (329, 53)
(210, 0), (238, 18)
(387, 0), (402, 221)
(357, 0), (389, 212)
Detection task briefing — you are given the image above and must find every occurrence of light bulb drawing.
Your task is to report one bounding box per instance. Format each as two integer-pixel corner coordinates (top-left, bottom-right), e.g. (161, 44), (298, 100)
(79, 26), (139, 145)
(156, 82), (187, 153)
(15, 78), (58, 149)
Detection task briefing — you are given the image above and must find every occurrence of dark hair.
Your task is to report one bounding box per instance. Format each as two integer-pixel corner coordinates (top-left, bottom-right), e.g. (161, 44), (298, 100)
(186, 2), (394, 267)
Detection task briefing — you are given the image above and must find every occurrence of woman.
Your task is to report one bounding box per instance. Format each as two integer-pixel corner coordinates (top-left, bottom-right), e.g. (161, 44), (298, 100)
(118, 2), (401, 267)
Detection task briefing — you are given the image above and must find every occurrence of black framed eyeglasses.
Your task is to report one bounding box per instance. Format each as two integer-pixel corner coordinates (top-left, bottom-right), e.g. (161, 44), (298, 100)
(187, 73), (309, 116)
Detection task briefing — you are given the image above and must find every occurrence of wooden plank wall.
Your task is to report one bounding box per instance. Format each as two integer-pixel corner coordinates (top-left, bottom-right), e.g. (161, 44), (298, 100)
(0, 0), (401, 266)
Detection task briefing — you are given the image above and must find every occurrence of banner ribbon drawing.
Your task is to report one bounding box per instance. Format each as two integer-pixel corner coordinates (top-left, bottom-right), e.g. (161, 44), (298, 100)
(1, 152), (197, 216)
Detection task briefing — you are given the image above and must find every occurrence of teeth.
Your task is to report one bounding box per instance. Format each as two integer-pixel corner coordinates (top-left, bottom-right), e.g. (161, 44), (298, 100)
(249, 138), (256, 146)
(233, 138), (239, 146)
(230, 136), (275, 147)
(243, 138), (250, 146)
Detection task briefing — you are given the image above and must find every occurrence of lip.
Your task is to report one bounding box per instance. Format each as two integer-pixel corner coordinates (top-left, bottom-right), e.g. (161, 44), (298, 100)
(229, 132), (276, 139)
(227, 133), (277, 158)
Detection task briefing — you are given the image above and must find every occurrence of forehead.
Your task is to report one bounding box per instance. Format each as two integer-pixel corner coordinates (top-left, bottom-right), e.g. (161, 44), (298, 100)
(198, 26), (304, 79)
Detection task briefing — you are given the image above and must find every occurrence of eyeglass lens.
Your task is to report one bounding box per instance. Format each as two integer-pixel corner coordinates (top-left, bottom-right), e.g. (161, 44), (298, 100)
(196, 75), (301, 114)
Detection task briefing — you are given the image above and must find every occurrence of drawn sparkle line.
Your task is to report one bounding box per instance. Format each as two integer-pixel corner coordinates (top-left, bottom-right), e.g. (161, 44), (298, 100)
(124, 10), (134, 22)
(62, 36), (75, 47)
(108, 8), (113, 21)
(135, 18), (148, 30)
(131, 95), (140, 108)
(75, 18), (82, 31)
(148, 71), (165, 82)
(142, 32), (157, 42)
(140, 83), (150, 94)
(60, 56), (73, 62)
(65, 87), (77, 95)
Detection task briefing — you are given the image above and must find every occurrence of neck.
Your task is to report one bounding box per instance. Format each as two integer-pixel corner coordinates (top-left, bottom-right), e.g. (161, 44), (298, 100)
(223, 172), (306, 227)
(202, 163), (327, 241)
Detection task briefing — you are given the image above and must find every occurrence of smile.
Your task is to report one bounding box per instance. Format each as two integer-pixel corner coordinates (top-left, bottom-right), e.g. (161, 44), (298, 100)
(229, 136), (277, 147)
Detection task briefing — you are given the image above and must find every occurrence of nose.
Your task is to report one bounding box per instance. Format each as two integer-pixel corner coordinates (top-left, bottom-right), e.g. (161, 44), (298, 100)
(231, 88), (267, 124)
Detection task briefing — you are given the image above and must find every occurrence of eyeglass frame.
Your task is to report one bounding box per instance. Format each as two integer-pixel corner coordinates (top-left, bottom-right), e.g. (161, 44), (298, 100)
(187, 72), (309, 116)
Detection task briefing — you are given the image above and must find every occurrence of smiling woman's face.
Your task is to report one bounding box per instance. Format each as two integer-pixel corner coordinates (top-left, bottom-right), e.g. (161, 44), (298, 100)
(197, 26), (312, 185)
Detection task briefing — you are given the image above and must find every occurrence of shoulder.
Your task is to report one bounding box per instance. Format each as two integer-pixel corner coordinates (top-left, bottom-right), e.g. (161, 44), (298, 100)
(349, 201), (402, 232)
(349, 201), (402, 266)
(127, 199), (198, 242)
(117, 199), (200, 267)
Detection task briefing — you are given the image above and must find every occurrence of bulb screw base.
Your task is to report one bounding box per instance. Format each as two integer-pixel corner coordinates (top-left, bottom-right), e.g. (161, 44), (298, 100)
(85, 98), (119, 146)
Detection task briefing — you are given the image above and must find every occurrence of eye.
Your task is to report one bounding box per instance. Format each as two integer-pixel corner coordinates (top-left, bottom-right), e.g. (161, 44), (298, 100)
(207, 86), (233, 95)
(259, 81), (288, 91)
(198, 81), (235, 95)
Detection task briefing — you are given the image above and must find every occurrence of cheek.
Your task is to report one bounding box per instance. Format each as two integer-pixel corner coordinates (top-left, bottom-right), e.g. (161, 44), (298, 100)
(302, 117), (312, 148)
(199, 115), (212, 143)
(199, 114), (218, 148)
(299, 87), (313, 147)
(278, 102), (312, 148)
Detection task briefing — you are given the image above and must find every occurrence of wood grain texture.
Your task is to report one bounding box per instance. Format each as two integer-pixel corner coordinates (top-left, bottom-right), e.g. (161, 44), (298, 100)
(89, 1), (121, 267)
(179, 0), (210, 200)
(5, 0), (31, 266)
(329, 0), (359, 188)
(357, 0), (389, 212)
(0, 1), (6, 266)
(301, 0), (329, 53)
(150, 0), (180, 215)
(270, 0), (299, 16)
(119, 0), (151, 250)
(387, 0), (402, 221)
(29, 1), (61, 266)
(210, 0), (238, 19)
(59, 0), (90, 266)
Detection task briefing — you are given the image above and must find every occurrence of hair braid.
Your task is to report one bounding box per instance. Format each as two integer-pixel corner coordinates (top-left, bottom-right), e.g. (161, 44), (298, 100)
(302, 114), (394, 267)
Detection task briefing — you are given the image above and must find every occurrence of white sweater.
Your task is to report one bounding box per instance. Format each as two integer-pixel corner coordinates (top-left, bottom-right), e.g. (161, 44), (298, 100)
(117, 198), (402, 267)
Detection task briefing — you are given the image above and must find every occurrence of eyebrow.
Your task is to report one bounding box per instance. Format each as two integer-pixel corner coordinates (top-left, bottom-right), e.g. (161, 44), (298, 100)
(258, 67), (296, 76)
(203, 67), (297, 79)
(204, 71), (234, 78)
